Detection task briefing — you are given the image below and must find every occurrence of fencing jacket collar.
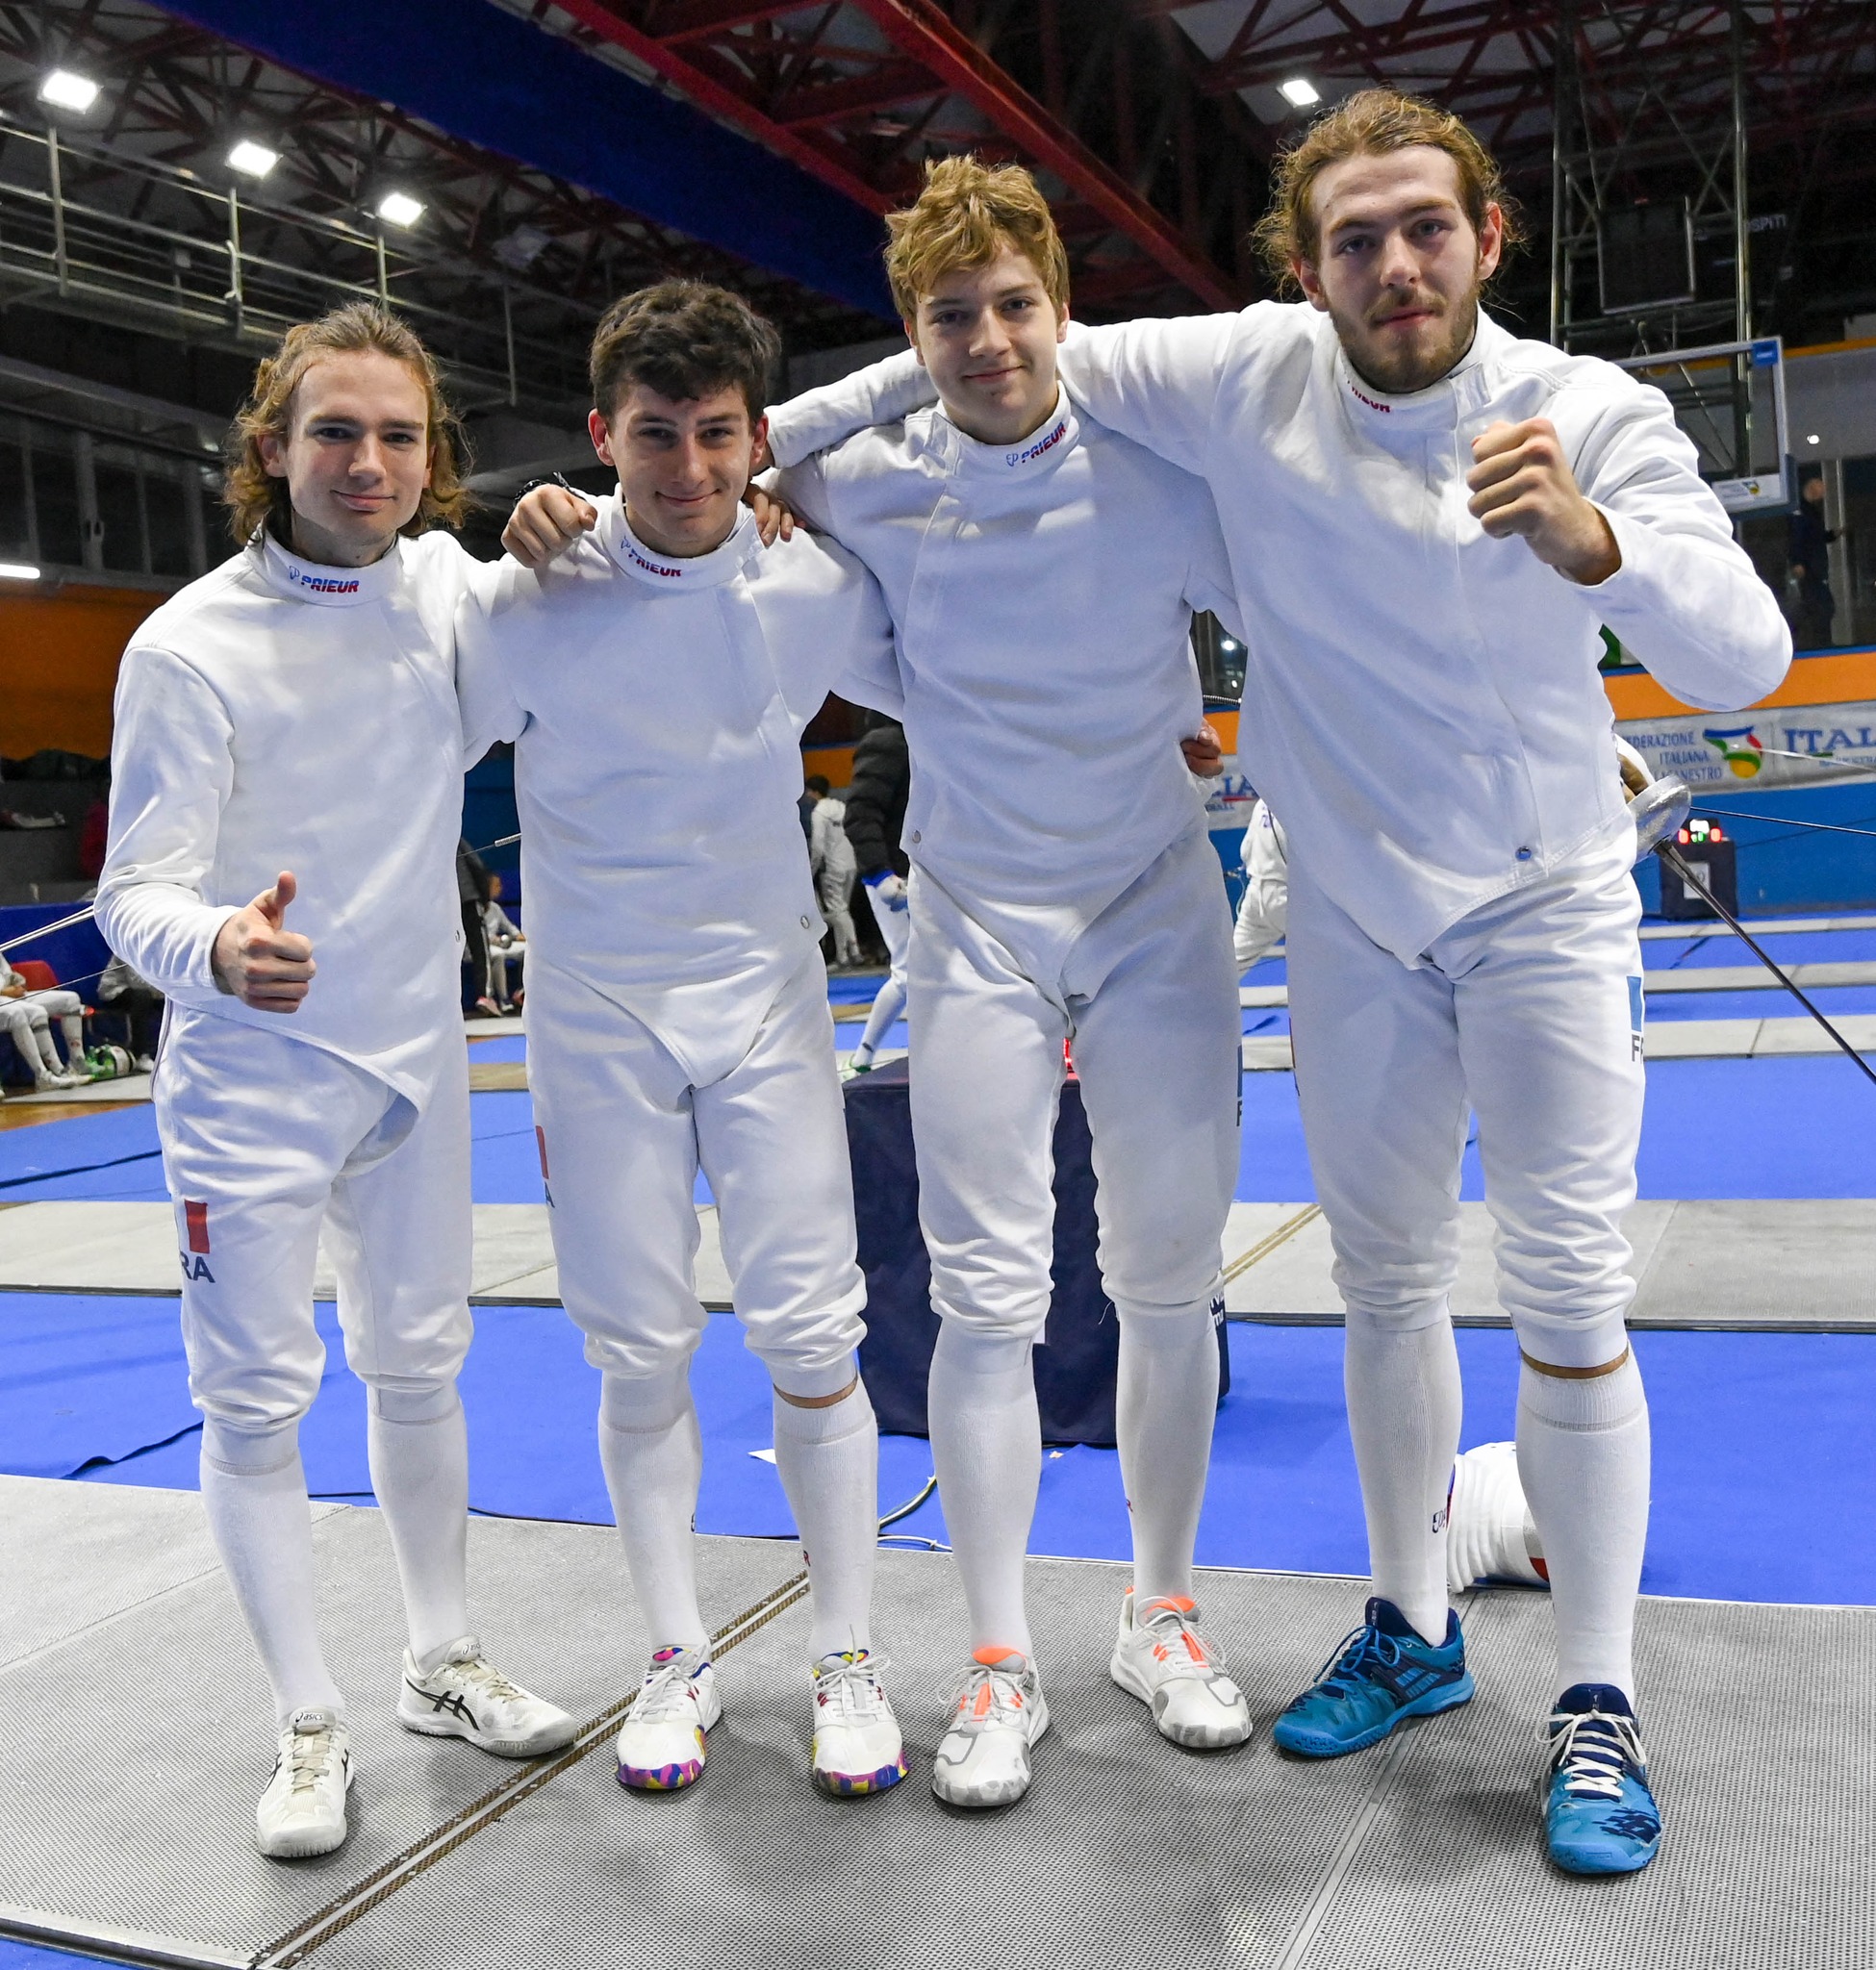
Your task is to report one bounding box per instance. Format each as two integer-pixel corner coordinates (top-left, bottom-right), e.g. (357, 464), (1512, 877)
(256, 528), (406, 607)
(1331, 314), (1496, 445)
(598, 495), (759, 591)
(919, 389), (1081, 482)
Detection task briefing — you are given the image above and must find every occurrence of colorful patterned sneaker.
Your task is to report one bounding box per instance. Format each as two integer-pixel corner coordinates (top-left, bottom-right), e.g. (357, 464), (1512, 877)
(930, 1648), (1050, 1810)
(809, 1649), (908, 1797)
(1542, 1683), (1662, 1876)
(1445, 1442), (1547, 1593)
(1272, 1597), (1474, 1757)
(397, 1637), (578, 1757)
(255, 1707), (352, 1859)
(1110, 1591), (1253, 1749)
(615, 1647), (721, 1792)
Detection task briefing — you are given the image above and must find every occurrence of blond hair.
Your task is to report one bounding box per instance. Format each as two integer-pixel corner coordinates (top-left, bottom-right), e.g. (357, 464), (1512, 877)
(1253, 88), (1523, 291)
(222, 303), (469, 543)
(884, 154), (1070, 320)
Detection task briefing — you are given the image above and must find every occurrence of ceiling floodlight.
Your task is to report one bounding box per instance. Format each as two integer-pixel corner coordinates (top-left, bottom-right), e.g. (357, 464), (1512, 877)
(1279, 77), (1322, 108)
(38, 69), (100, 112)
(228, 140), (279, 179)
(0, 562), (42, 581)
(1806, 434), (1821, 445)
(376, 190), (424, 227)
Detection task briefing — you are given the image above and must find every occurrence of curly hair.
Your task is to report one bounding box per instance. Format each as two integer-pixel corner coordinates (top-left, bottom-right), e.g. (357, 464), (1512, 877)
(222, 303), (469, 544)
(884, 154), (1070, 320)
(1253, 88), (1524, 292)
(589, 281), (781, 422)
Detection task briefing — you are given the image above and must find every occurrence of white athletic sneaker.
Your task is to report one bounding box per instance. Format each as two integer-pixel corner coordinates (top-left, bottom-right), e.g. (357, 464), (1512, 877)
(1446, 1441), (1547, 1592)
(1109, 1591), (1254, 1749)
(255, 1707), (352, 1859)
(615, 1646), (721, 1791)
(396, 1636), (578, 1757)
(930, 1649), (1049, 1809)
(809, 1650), (907, 1797)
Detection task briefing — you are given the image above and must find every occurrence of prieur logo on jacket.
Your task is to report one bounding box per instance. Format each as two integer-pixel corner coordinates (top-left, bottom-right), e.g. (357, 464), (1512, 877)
(1004, 417), (1068, 468)
(285, 566), (362, 594)
(625, 543), (683, 579)
(1346, 380), (1392, 414)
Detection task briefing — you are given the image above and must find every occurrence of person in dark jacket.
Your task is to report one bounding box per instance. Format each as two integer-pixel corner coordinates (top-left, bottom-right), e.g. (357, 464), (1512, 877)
(1788, 473), (1838, 650)
(841, 715), (911, 1071)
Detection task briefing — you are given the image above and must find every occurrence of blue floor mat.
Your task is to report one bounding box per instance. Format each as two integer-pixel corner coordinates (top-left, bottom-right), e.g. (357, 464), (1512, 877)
(32, 1310), (1876, 1607)
(0, 1944), (112, 1969)
(1651, 928), (1876, 968)
(1645, 984), (1876, 1020)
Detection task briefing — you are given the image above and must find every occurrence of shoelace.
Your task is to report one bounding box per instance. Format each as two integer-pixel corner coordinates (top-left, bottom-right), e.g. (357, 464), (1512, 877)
(1306, 1621), (1407, 1699)
(814, 1652), (893, 1725)
(284, 1725), (341, 1796)
(1543, 1706), (1646, 1802)
(1138, 1607), (1227, 1681)
(945, 1661), (1029, 1731)
(443, 1655), (527, 1704)
(633, 1653), (707, 1725)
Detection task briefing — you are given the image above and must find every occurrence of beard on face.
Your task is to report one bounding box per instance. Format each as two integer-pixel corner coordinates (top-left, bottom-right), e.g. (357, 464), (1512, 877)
(1331, 262), (1483, 395)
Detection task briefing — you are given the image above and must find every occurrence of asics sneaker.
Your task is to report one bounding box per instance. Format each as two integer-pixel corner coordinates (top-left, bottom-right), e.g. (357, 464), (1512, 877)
(1272, 1597), (1474, 1757)
(1543, 1683), (1662, 1876)
(396, 1636), (577, 1757)
(1446, 1442), (1547, 1593)
(930, 1648), (1050, 1810)
(255, 1707), (352, 1859)
(615, 1646), (720, 1791)
(1110, 1591), (1253, 1749)
(809, 1649), (908, 1797)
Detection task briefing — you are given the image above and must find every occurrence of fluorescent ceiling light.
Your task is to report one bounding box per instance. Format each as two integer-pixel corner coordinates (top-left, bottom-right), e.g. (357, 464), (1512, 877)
(38, 69), (100, 112)
(1279, 77), (1322, 107)
(227, 140), (279, 179)
(0, 562), (42, 581)
(376, 190), (424, 227)
(1806, 434), (1821, 444)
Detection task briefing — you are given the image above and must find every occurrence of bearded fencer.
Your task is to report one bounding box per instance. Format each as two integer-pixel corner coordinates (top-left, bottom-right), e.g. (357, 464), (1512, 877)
(769, 95), (1788, 1872)
(765, 158), (1253, 1809)
(95, 307), (576, 1862)
(470, 284), (909, 1800)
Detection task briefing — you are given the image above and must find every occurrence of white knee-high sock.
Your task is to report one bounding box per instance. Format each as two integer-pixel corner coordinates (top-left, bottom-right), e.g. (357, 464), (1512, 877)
(1343, 1306), (1463, 1644)
(925, 1323), (1041, 1663)
(1517, 1350), (1650, 1702)
(598, 1369), (708, 1654)
(852, 975), (906, 1067)
(367, 1380), (470, 1665)
(773, 1377), (877, 1659)
(27, 1018), (63, 1078)
(1116, 1304), (1218, 1604)
(199, 1417), (344, 1724)
(59, 1012), (84, 1063)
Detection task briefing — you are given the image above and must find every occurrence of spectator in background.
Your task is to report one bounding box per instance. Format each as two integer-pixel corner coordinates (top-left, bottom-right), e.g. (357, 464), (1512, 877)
(480, 872), (524, 1014)
(842, 714), (910, 1072)
(96, 951), (164, 1070)
(1788, 472), (1838, 650)
(457, 838), (501, 1019)
(0, 955), (85, 1090)
(805, 774), (861, 968)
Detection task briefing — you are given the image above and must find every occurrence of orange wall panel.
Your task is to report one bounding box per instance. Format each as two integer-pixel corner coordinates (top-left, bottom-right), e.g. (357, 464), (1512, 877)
(1604, 648), (1876, 721)
(0, 583), (164, 760)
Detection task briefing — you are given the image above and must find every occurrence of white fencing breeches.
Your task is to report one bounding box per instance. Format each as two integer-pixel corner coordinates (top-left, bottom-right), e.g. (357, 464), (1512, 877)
(906, 828), (1241, 1339)
(817, 866), (859, 965)
(155, 1007), (473, 1429)
(854, 881), (910, 1060)
(1286, 843), (1645, 1369)
(526, 953), (866, 1398)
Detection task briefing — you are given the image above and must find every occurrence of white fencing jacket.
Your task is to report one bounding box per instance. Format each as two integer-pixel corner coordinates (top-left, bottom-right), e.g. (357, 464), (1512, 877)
(769, 391), (1236, 967)
(810, 796), (856, 879)
(1234, 797), (1289, 971)
(453, 498), (897, 1088)
(97, 529), (482, 1107)
(767, 308), (1789, 962)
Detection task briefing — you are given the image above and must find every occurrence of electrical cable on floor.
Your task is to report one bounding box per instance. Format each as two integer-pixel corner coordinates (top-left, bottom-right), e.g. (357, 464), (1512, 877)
(1692, 804), (1876, 842)
(1657, 843), (1876, 1091)
(877, 1472), (936, 1531)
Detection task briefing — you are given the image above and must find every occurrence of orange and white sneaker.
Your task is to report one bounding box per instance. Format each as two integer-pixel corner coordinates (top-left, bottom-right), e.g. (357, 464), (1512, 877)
(1110, 1591), (1253, 1749)
(930, 1648), (1049, 1809)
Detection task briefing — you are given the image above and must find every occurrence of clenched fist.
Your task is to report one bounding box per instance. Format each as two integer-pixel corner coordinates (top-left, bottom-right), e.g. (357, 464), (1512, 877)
(212, 871), (316, 1013)
(1467, 418), (1621, 586)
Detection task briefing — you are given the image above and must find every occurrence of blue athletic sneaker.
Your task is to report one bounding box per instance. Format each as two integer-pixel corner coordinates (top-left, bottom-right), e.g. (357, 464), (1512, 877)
(1272, 1597), (1474, 1757)
(1543, 1683), (1661, 1876)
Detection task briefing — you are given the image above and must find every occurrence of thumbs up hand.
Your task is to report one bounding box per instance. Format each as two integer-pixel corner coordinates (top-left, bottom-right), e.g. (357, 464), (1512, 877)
(212, 870), (317, 1012)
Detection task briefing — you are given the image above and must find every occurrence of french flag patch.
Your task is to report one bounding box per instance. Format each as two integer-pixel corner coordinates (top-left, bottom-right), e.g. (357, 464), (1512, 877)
(184, 1200), (211, 1253)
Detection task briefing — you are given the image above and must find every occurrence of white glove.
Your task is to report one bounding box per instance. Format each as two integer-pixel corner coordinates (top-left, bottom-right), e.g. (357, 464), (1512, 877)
(864, 871), (908, 912)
